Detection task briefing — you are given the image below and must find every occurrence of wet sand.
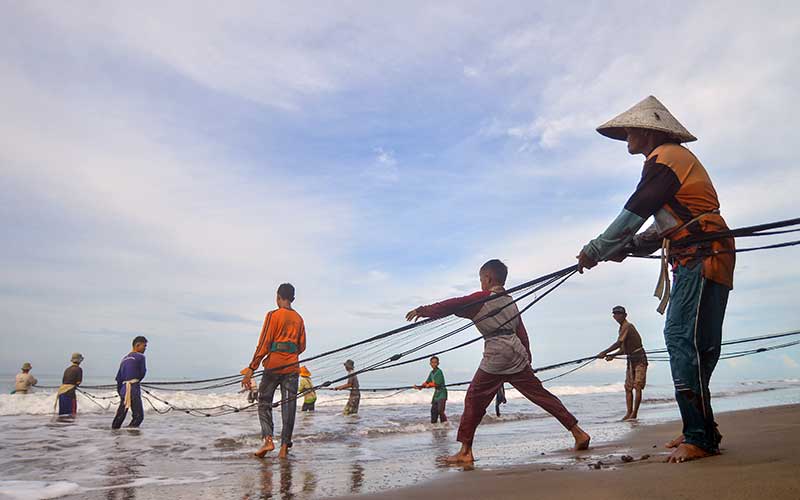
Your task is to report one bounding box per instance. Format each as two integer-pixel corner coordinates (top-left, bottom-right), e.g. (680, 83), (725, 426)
(339, 404), (800, 500)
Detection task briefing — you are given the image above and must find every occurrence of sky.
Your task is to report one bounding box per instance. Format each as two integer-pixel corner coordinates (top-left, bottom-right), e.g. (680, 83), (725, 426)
(1, 1), (799, 386)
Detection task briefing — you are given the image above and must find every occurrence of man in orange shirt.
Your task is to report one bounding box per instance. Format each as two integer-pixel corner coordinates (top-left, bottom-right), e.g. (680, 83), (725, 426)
(242, 283), (307, 459)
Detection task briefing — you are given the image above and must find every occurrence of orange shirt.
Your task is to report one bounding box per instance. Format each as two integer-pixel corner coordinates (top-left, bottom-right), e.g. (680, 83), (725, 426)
(645, 144), (735, 289)
(244, 308), (306, 375)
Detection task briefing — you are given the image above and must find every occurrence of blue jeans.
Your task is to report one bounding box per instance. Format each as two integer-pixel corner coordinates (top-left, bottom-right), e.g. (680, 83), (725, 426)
(664, 263), (729, 453)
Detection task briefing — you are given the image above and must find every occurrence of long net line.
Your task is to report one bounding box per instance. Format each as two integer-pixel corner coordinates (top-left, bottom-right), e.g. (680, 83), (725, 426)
(70, 329), (799, 417)
(42, 216), (800, 416)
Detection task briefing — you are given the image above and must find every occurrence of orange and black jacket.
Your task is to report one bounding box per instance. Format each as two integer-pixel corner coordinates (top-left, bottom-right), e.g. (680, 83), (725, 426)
(582, 143), (734, 289)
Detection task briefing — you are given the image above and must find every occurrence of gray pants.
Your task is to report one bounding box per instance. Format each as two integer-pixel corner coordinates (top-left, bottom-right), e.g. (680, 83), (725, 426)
(258, 372), (299, 445)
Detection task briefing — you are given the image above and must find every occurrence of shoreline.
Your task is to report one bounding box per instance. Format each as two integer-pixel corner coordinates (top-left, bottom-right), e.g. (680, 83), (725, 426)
(335, 403), (800, 500)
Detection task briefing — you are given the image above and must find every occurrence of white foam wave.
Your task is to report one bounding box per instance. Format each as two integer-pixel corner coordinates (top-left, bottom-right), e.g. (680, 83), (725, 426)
(0, 480), (81, 500)
(87, 473), (219, 491)
(0, 382), (639, 416)
(3, 379), (793, 416)
(547, 383), (626, 396)
(0, 473), (218, 500)
(294, 411), (543, 442)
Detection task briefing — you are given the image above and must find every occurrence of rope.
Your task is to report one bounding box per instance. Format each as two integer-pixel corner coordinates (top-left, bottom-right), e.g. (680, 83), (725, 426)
(75, 388), (115, 411)
(268, 269), (577, 408)
(58, 329), (799, 417)
(113, 216), (800, 392)
(336, 329), (800, 394)
(633, 239), (800, 259)
(132, 266), (576, 392)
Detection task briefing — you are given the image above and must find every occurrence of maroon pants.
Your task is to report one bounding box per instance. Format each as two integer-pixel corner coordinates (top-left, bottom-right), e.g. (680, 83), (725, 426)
(457, 366), (578, 446)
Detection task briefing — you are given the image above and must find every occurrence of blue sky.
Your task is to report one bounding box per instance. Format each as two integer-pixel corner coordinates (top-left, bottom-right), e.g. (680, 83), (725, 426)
(2, 2), (799, 385)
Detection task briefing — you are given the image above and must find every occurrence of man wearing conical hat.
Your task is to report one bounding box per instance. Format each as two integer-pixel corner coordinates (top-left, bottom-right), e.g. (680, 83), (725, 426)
(576, 96), (735, 463)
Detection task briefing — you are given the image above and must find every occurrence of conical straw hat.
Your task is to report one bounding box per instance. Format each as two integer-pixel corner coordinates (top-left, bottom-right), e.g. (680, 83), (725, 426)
(597, 95), (696, 143)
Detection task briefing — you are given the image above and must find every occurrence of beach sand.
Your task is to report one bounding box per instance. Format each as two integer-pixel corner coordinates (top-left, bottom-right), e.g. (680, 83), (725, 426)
(338, 404), (800, 500)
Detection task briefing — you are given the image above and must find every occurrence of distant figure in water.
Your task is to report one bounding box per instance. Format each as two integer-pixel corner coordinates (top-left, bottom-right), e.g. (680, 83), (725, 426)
(13, 362), (38, 394)
(334, 360), (360, 415)
(298, 366), (316, 412)
(414, 356), (448, 423)
(596, 306), (648, 421)
(57, 353), (84, 416)
(494, 385), (506, 417)
(241, 283), (307, 459)
(111, 336), (148, 429)
(406, 259), (590, 465)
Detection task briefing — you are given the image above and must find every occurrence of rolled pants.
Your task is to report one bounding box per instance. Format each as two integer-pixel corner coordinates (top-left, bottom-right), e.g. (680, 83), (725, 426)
(111, 386), (144, 429)
(457, 366), (578, 446)
(258, 372), (299, 445)
(430, 399), (447, 423)
(664, 263), (729, 453)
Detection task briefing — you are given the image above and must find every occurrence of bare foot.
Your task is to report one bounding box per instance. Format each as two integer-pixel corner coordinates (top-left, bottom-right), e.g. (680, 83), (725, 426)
(622, 414), (637, 421)
(254, 437), (275, 458)
(665, 443), (715, 463)
(571, 426), (591, 451)
(441, 450), (474, 464)
(620, 414), (632, 421)
(665, 434), (684, 449)
(278, 444), (289, 459)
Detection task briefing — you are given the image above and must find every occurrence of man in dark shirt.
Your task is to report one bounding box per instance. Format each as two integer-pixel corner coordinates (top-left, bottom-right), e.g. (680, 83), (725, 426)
(597, 306), (648, 420)
(334, 360), (360, 415)
(57, 353), (84, 416)
(112, 336), (147, 429)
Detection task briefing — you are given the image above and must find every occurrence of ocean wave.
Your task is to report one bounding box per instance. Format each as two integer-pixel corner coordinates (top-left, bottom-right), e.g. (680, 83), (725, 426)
(0, 384), (628, 416)
(0, 473), (218, 500)
(292, 411), (546, 443)
(2, 379), (796, 416)
(0, 390), (250, 417)
(642, 381), (799, 405)
(546, 383), (626, 396)
(0, 480), (81, 500)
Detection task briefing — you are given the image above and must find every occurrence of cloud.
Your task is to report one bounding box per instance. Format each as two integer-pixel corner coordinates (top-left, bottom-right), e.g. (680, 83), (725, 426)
(366, 148), (400, 183)
(375, 148), (397, 167)
(79, 329), (145, 338)
(1, 1), (798, 382)
(463, 66), (480, 78)
(182, 311), (258, 325)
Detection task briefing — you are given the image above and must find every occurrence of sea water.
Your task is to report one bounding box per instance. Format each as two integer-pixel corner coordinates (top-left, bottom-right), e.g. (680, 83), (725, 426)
(0, 378), (798, 500)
